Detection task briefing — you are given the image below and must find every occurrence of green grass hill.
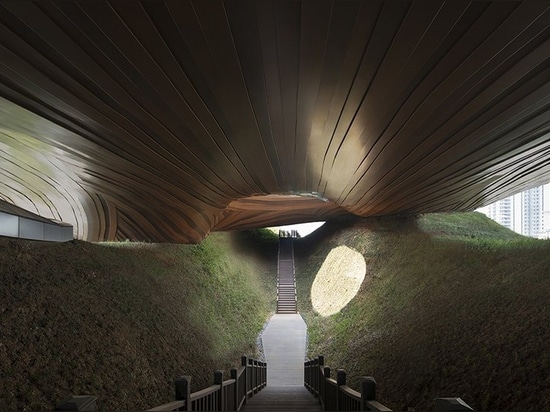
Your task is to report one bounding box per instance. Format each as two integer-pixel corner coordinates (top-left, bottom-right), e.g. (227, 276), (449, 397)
(295, 212), (550, 411)
(2, 212), (550, 410)
(0, 230), (277, 411)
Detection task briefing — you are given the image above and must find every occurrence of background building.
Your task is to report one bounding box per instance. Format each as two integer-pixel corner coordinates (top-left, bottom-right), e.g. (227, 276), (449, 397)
(477, 184), (550, 238)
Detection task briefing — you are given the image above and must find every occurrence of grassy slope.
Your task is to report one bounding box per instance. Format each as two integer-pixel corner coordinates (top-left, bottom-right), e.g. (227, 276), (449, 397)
(295, 212), (550, 411)
(0, 230), (277, 411)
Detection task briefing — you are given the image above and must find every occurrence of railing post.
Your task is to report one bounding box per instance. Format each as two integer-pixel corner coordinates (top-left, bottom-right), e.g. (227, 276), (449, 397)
(361, 376), (377, 411)
(241, 356), (248, 404)
(336, 369), (346, 411)
(304, 360), (308, 387)
(214, 370), (224, 411)
(305, 359), (314, 392)
(175, 376), (191, 411)
(254, 359), (259, 392)
(248, 358), (254, 395)
(322, 366), (330, 408)
(230, 368), (238, 411)
(317, 356), (324, 397)
(249, 359), (253, 392)
(304, 360), (310, 389)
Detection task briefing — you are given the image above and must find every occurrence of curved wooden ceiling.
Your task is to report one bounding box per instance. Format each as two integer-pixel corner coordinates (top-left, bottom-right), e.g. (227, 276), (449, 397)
(1, 1), (550, 243)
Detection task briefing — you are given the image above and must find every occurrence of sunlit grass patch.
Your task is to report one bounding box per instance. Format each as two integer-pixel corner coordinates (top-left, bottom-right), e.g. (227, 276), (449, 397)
(310, 246), (366, 316)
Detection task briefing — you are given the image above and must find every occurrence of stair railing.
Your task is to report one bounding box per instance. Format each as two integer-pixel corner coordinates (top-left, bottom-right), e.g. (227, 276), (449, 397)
(304, 356), (391, 411)
(148, 356), (266, 411)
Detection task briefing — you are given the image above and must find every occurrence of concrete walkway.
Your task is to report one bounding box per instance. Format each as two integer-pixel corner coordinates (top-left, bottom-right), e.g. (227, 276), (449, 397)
(261, 314), (307, 386)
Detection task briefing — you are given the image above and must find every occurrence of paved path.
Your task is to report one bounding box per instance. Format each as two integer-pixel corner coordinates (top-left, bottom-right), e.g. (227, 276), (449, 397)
(243, 313), (321, 411)
(261, 313), (307, 386)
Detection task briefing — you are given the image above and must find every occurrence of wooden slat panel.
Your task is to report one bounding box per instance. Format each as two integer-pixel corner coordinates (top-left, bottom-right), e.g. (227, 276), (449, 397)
(1, 1), (550, 242)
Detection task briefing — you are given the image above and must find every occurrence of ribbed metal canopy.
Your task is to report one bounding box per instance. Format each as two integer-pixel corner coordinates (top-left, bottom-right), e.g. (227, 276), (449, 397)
(1, 1), (550, 242)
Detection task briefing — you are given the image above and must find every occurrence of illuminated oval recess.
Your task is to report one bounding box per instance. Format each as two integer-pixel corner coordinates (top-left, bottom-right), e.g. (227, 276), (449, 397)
(310, 246), (366, 316)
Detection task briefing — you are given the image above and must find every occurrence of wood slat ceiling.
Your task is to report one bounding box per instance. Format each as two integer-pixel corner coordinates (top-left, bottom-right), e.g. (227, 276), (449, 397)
(1, 1), (550, 242)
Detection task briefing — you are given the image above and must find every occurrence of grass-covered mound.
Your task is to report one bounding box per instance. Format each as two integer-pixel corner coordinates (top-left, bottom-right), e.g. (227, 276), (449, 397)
(0, 230), (277, 411)
(295, 212), (550, 411)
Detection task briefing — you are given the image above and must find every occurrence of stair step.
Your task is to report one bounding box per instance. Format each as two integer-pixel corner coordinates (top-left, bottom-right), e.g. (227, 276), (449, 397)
(275, 238), (298, 314)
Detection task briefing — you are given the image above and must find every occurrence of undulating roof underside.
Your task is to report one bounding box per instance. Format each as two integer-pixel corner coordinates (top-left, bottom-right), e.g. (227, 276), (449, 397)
(1, 1), (550, 243)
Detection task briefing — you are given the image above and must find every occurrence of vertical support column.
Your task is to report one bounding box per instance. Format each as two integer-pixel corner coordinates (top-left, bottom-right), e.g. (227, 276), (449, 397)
(304, 360), (309, 389)
(241, 356), (248, 403)
(175, 376), (191, 411)
(214, 370), (224, 411)
(248, 358), (255, 395)
(322, 367), (331, 409)
(253, 359), (259, 393)
(336, 369), (346, 411)
(230, 368), (238, 411)
(360, 376), (377, 411)
(317, 356), (324, 397)
(261, 361), (267, 388)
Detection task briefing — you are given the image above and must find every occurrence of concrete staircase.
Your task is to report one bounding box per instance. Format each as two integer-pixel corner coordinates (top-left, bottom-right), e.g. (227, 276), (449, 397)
(244, 235), (321, 410)
(276, 237), (297, 314)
